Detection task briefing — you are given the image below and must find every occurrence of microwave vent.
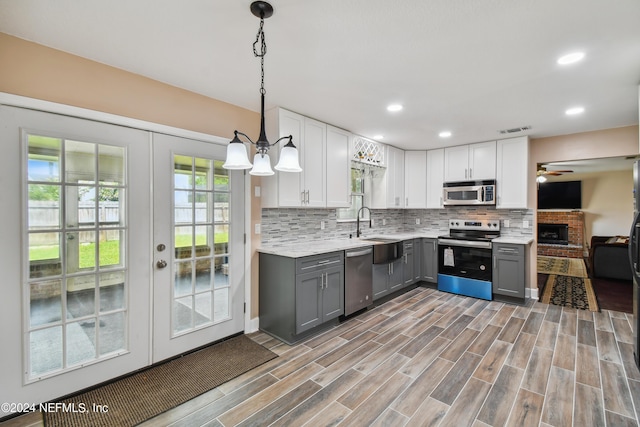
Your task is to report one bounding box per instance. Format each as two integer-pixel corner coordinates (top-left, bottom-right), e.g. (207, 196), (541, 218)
(498, 125), (531, 134)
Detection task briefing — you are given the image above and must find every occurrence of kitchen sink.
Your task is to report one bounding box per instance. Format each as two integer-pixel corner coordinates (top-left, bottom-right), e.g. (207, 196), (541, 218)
(360, 238), (403, 264)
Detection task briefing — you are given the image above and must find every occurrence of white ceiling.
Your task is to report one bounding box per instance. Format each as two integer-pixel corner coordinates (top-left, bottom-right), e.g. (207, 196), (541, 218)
(1, 0), (639, 150)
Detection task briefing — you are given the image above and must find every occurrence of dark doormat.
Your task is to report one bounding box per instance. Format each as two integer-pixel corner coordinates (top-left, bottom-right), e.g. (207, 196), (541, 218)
(43, 334), (277, 427)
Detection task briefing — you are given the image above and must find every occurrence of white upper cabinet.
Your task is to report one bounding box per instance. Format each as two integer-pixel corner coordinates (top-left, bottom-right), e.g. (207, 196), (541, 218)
(404, 151), (427, 208)
(263, 108), (350, 208)
(444, 141), (496, 182)
(326, 125), (351, 208)
(302, 117), (327, 207)
(496, 136), (529, 209)
(263, 108), (304, 207)
(386, 145), (405, 208)
(426, 148), (445, 208)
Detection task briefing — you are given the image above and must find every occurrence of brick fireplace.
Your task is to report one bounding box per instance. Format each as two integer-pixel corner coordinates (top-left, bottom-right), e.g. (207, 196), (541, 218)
(537, 210), (585, 258)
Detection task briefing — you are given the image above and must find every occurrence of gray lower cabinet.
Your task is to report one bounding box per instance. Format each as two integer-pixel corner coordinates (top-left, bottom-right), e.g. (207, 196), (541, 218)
(421, 238), (438, 283)
(373, 257), (404, 300)
(259, 251), (344, 344)
(296, 264), (343, 333)
(493, 243), (525, 301)
(403, 239), (416, 285)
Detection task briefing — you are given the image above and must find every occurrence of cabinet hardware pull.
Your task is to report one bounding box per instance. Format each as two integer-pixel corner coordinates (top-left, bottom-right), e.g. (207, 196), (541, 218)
(469, 168), (472, 179)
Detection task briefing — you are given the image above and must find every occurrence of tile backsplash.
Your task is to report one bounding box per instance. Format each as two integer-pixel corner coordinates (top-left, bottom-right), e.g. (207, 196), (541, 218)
(261, 207), (534, 245)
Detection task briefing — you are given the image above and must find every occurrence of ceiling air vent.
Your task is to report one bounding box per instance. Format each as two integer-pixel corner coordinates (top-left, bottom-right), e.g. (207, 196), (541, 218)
(498, 125), (531, 134)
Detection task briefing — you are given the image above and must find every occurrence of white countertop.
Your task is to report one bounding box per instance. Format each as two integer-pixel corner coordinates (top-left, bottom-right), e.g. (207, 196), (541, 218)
(259, 232), (533, 258)
(258, 239), (375, 258)
(259, 231), (441, 258)
(492, 236), (534, 245)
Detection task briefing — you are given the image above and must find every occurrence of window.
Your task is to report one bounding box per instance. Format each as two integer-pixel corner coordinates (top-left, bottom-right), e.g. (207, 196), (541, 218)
(337, 165), (372, 221)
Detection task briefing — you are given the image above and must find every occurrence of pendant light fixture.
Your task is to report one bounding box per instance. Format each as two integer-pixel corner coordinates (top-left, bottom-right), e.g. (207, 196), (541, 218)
(222, 1), (302, 176)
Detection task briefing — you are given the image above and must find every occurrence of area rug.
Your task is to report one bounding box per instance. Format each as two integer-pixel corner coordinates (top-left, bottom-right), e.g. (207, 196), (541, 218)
(540, 274), (600, 312)
(537, 255), (588, 278)
(43, 334), (277, 427)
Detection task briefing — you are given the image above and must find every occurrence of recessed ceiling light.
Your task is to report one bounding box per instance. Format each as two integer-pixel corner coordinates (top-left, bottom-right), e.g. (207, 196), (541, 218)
(565, 107), (585, 115)
(557, 52), (585, 65)
(439, 131), (452, 138)
(373, 135), (384, 140)
(387, 104), (403, 112)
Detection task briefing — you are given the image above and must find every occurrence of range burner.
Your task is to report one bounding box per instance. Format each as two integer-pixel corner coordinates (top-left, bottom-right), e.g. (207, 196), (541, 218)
(439, 219), (501, 242)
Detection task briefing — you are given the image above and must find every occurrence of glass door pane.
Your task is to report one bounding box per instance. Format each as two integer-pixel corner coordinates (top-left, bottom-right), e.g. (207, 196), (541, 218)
(26, 133), (127, 380)
(172, 156), (231, 335)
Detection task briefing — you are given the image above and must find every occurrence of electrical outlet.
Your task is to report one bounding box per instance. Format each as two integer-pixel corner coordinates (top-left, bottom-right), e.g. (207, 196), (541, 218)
(254, 223), (261, 234)
(416, 218), (421, 225)
(382, 218), (387, 226)
(503, 219), (510, 228)
(320, 221), (325, 230)
(523, 220), (529, 229)
(371, 218), (375, 226)
(254, 186), (261, 197)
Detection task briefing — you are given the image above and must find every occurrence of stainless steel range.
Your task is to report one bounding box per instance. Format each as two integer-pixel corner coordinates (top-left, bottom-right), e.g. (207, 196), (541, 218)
(437, 219), (500, 300)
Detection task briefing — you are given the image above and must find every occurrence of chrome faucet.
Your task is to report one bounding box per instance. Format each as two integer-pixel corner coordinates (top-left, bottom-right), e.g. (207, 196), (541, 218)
(356, 207), (372, 238)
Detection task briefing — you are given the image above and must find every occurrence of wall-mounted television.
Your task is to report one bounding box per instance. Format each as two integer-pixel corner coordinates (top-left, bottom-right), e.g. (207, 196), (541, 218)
(538, 180), (582, 209)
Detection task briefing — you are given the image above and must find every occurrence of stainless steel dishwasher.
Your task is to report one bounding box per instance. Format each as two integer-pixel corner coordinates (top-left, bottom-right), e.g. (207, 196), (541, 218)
(345, 247), (373, 316)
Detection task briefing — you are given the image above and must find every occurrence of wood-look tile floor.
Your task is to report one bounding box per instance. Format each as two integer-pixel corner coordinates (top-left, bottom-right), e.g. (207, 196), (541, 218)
(5, 286), (640, 427)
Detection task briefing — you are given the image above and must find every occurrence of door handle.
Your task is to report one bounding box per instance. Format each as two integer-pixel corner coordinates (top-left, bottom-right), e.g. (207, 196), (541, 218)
(156, 260), (168, 269)
(628, 211), (640, 281)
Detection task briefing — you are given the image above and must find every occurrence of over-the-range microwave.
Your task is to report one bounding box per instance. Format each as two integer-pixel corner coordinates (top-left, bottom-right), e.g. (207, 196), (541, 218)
(443, 180), (496, 206)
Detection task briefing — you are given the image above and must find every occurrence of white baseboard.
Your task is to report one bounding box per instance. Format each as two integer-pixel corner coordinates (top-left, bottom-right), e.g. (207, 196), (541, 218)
(246, 317), (260, 333)
(527, 287), (539, 300)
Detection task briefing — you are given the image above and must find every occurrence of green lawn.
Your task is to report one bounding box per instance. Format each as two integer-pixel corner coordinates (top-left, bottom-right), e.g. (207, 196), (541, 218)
(30, 232), (228, 267)
(175, 232), (228, 247)
(30, 240), (120, 268)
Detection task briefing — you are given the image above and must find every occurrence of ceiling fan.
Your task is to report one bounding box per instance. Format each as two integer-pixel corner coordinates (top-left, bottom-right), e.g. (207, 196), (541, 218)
(536, 165), (573, 182)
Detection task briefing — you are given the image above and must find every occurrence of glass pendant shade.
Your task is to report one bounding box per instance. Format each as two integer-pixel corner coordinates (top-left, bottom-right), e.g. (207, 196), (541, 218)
(249, 153), (274, 176)
(274, 145), (302, 172)
(222, 141), (252, 169)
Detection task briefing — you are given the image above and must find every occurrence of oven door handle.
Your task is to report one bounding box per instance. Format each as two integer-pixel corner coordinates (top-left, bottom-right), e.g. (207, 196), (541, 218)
(438, 238), (492, 249)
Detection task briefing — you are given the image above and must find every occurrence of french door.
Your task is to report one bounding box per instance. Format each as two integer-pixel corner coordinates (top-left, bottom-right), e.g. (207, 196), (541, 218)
(0, 105), (245, 412)
(152, 133), (245, 362)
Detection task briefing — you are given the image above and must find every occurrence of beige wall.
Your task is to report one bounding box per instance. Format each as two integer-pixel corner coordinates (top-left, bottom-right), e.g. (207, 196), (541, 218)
(0, 33), (264, 318)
